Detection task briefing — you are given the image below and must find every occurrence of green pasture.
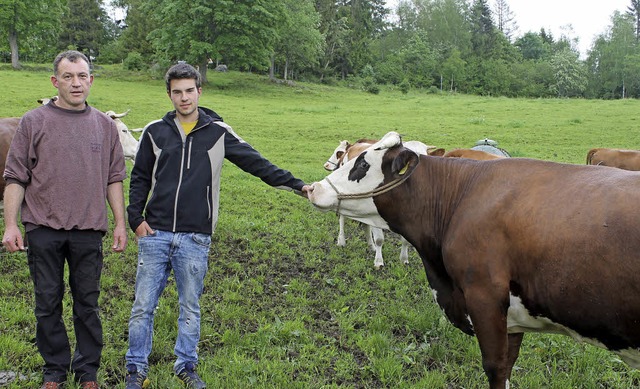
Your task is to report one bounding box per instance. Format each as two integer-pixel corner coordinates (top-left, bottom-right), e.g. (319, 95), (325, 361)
(1, 65), (640, 388)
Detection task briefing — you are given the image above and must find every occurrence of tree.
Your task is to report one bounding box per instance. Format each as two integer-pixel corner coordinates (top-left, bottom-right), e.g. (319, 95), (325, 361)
(586, 11), (637, 98)
(146, 0), (283, 83)
(468, 0), (496, 58)
(0, 0), (64, 68)
(551, 48), (586, 97)
(399, 32), (436, 87)
(109, 0), (157, 62)
(515, 32), (551, 60)
(440, 47), (466, 91)
(58, 0), (112, 56)
(627, 0), (640, 41)
(271, 0), (323, 80)
(493, 0), (518, 41)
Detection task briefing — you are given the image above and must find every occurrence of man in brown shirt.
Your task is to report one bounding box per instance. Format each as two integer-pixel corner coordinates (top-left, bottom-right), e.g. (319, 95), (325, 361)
(2, 50), (127, 389)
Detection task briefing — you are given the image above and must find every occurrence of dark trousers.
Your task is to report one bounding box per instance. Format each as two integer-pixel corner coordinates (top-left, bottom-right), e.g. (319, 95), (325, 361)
(27, 227), (104, 383)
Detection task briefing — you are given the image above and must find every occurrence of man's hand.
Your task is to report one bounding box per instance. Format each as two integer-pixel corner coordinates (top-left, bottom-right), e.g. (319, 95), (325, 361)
(2, 224), (25, 252)
(134, 221), (155, 240)
(112, 223), (128, 252)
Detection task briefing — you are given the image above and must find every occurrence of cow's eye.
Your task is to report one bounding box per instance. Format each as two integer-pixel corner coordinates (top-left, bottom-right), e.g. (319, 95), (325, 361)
(357, 160), (370, 170)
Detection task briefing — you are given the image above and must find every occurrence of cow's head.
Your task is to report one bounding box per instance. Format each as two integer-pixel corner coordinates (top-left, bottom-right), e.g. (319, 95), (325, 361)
(324, 140), (350, 171)
(105, 110), (139, 160)
(310, 131), (420, 229)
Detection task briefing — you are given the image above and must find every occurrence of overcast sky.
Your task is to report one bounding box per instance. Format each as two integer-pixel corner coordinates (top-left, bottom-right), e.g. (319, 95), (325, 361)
(385, 0), (632, 57)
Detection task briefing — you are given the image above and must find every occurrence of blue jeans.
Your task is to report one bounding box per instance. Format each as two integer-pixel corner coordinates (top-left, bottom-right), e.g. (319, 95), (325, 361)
(125, 230), (211, 375)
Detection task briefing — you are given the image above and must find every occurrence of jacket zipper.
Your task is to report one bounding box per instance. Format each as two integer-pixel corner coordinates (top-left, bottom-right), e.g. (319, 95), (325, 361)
(187, 138), (193, 169)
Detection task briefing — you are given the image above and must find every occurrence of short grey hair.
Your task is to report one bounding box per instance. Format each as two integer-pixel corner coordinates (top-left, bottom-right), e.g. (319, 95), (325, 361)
(53, 50), (90, 76)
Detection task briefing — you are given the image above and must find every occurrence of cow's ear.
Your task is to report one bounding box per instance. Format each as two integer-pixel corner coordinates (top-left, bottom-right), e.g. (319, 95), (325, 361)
(392, 150), (419, 176)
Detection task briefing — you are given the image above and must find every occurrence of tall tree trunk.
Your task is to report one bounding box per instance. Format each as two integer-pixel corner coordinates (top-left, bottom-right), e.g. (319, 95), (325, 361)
(199, 59), (208, 84)
(269, 55), (275, 79)
(9, 27), (21, 69)
(284, 58), (289, 81)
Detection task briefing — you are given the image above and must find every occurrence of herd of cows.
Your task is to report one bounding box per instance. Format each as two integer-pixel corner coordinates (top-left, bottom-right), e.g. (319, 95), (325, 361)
(310, 131), (640, 389)
(3, 100), (640, 388)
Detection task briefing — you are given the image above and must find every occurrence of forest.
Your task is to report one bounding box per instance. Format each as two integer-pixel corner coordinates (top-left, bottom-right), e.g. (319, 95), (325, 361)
(2, 0), (640, 99)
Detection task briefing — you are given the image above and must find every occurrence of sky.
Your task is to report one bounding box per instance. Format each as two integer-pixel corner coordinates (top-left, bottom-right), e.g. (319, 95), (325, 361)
(385, 0), (633, 57)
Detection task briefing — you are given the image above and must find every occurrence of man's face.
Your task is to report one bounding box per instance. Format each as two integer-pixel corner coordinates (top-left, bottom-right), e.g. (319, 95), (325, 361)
(50, 58), (93, 110)
(168, 78), (201, 121)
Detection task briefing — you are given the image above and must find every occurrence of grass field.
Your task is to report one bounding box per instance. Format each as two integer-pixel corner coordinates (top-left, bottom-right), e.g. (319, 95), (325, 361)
(1, 65), (640, 388)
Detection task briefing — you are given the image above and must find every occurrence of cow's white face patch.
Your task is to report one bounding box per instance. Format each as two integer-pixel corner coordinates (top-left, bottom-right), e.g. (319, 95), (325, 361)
(310, 133), (402, 229)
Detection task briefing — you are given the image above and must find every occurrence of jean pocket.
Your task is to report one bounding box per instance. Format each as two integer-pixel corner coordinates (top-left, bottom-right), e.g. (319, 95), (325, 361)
(191, 233), (211, 247)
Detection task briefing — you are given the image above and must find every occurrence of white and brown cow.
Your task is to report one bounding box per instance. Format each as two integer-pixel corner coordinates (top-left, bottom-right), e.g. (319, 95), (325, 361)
(323, 138), (434, 268)
(309, 131), (640, 388)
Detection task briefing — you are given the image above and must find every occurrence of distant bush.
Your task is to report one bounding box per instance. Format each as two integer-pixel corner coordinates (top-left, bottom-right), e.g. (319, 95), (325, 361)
(399, 78), (411, 94)
(362, 77), (380, 94)
(123, 52), (146, 71)
(98, 40), (127, 64)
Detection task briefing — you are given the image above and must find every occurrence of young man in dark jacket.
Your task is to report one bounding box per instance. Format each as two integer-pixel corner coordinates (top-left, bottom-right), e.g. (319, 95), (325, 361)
(124, 63), (311, 389)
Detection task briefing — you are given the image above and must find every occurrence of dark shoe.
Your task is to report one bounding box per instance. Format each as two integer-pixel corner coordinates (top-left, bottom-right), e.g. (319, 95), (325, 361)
(177, 362), (206, 389)
(40, 382), (64, 389)
(125, 364), (150, 389)
(80, 382), (99, 389)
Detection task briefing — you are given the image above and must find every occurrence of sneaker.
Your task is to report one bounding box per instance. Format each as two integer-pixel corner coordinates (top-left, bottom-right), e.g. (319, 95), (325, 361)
(125, 364), (150, 389)
(80, 382), (99, 389)
(40, 383), (64, 389)
(177, 362), (206, 389)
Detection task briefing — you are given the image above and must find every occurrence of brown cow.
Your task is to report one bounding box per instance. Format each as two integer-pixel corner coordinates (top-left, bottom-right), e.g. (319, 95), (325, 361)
(586, 148), (640, 171)
(444, 148), (505, 160)
(309, 132), (640, 389)
(0, 118), (20, 201)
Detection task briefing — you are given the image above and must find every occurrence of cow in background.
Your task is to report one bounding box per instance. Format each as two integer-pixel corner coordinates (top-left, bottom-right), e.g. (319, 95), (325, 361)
(309, 132), (640, 388)
(586, 148), (640, 171)
(323, 137), (435, 269)
(444, 148), (506, 160)
(0, 118), (21, 202)
(104, 110), (139, 160)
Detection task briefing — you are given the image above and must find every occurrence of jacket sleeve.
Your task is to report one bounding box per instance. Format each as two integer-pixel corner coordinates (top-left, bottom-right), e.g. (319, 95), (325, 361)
(126, 125), (155, 232)
(220, 123), (306, 191)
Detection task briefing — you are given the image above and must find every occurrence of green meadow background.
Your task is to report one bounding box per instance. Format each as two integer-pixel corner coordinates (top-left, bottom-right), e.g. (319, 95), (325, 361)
(0, 65), (639, 388)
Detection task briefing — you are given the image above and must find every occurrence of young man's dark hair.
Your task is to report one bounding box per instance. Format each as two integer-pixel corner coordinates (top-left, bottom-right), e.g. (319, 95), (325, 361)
(164, 63), (202, 92)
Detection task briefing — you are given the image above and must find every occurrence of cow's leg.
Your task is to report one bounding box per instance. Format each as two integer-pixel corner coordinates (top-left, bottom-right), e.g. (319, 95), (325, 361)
(399, 236), (410, 265)
(465, 288), (511, 389)
(337, 215), (346, 246)
(506, 333), (523, 382)
(370, 227), (385, 269)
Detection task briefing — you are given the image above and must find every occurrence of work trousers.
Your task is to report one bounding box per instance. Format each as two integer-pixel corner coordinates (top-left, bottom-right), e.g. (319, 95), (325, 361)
(27, 227), (104, 383)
